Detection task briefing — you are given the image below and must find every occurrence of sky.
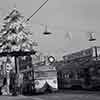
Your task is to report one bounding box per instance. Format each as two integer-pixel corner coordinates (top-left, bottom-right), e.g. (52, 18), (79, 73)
(0, 0), (100, 60)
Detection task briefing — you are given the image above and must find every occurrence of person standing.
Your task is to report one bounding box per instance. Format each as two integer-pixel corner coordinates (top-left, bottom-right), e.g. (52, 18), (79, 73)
(18, 73), (23, 95)
(6, 61), (12, 95)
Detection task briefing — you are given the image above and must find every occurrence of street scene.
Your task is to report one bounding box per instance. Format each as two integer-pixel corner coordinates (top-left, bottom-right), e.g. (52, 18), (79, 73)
(0, 0), (100, 100)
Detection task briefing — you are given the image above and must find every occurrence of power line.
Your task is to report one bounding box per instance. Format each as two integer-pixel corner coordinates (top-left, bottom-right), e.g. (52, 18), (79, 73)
(25, 0), (49, 23)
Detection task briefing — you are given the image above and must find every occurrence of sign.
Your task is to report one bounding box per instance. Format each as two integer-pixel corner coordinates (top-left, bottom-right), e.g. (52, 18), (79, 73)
(48, 56), (55, 63)
(63, 48), (93, 60)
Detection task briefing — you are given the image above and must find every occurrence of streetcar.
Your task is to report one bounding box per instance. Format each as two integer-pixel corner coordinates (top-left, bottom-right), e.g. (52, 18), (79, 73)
(57, 46), (100, 90)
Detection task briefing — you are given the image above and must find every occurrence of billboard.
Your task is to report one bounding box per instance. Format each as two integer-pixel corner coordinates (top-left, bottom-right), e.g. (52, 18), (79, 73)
(63, 48), (93, 60)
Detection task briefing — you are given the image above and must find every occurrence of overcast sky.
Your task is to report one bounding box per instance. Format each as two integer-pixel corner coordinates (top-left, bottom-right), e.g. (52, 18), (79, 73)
(0, 0), (100, 60)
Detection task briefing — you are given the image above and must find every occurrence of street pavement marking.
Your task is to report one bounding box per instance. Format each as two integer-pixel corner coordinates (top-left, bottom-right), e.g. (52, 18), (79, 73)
(30, 97), (45, 100)
(8, 95), (27, 99)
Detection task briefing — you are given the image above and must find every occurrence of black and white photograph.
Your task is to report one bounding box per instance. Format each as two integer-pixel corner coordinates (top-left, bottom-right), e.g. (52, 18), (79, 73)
(0, 0), (100, 100)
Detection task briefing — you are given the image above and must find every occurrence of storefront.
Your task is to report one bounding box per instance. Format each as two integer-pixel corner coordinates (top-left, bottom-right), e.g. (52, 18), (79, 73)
(0, 51), (36, 95)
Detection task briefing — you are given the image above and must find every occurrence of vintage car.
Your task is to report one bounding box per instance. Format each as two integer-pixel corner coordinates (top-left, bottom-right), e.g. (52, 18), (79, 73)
(34, 63), (58, 93)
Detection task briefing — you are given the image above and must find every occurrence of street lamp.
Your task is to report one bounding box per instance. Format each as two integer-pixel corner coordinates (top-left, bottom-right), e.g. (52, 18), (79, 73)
(43, 24), (52, 35)
(88, 32), (96, 42)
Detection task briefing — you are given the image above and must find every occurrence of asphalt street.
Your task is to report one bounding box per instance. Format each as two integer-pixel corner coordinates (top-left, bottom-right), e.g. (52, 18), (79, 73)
(0, 90), (100, 100)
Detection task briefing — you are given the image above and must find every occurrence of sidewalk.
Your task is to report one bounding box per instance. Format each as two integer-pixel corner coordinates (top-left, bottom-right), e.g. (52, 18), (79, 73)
(0, 95), (27, 100)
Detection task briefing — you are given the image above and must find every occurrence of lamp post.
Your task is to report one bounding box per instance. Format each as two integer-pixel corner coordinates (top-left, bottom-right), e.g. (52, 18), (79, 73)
(88, 32), (97, 59)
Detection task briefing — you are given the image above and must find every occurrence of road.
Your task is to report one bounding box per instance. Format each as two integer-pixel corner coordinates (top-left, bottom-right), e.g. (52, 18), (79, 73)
(0, 90), (100, 100)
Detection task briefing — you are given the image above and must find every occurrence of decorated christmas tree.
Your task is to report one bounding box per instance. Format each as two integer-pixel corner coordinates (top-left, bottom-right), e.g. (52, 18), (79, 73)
(0, 9), (38, 95)
(0, 8), (38, 73)
(0, 8), (37, 52)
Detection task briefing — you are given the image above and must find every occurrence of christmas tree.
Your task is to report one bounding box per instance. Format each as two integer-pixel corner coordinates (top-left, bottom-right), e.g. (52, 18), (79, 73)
(0, 8), (38, 74)
(0, 8), (38, 95)
(0, 8), (37, 53)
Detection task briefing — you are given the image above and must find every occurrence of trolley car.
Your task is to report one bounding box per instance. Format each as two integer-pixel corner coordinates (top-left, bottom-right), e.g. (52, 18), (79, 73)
(57, 46), (100, 90)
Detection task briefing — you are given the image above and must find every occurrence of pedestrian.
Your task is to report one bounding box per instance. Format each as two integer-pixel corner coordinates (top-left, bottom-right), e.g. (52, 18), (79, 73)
(9, 69), (16, 95)
(18, 73), (23, 95)
(1, 77), (7, 95)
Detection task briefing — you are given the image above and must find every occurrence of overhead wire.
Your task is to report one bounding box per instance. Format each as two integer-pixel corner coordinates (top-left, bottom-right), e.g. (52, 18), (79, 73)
(25, 0), (49, 23)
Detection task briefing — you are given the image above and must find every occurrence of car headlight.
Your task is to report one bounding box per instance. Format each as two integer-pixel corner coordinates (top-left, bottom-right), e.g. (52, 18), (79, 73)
(35, 80), (39, 85)
(53, 80), (57, 84)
